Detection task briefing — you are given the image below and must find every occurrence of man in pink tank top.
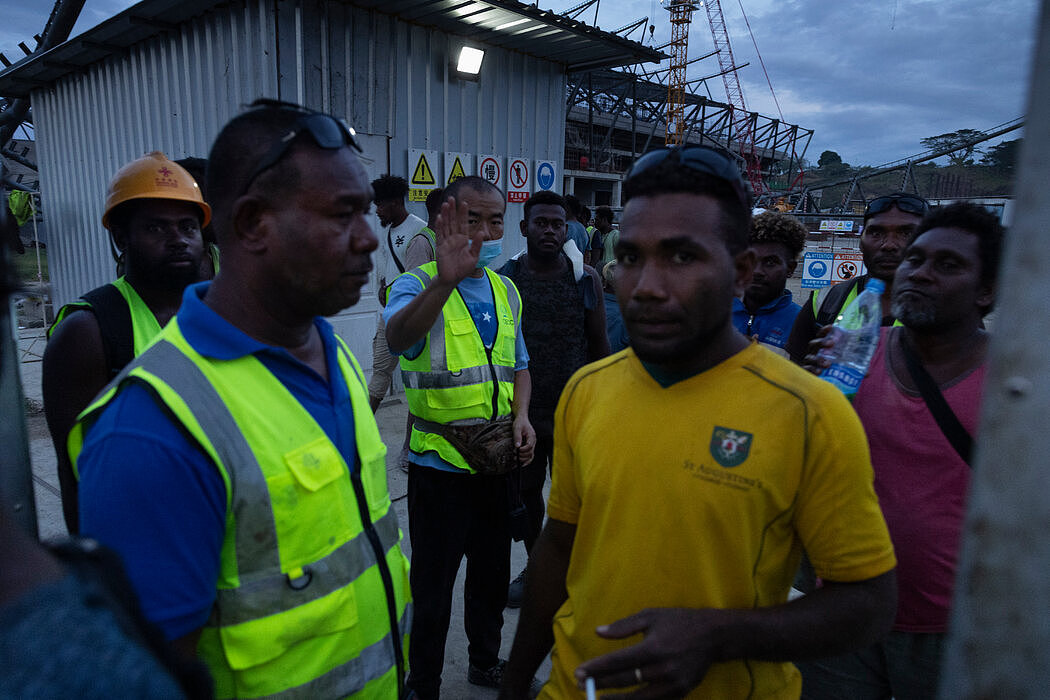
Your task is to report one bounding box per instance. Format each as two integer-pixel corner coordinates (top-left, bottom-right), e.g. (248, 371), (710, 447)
(799, 202), (1005, 699)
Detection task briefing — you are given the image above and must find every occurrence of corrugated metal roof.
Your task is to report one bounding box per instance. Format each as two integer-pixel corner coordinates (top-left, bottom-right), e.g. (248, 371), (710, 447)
(0, 0), (665, 98)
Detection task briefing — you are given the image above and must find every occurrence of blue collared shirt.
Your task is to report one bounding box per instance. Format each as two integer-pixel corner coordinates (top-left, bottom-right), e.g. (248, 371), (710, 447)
(78, 282), (359, 640)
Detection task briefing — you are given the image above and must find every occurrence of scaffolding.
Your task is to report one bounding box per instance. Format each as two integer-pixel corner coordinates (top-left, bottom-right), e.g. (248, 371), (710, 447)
(564, 64), (813, 205)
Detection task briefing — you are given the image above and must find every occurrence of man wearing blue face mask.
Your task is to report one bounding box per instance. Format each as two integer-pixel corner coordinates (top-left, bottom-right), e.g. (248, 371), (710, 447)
(385, 175), (536, 699)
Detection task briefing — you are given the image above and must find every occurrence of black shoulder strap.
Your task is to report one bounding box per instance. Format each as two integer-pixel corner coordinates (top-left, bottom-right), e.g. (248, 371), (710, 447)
(387, 228), (406, 274)
(899, 334), (974, 466)
(815, 277), (860, 326)
(82, 284), (134, 377)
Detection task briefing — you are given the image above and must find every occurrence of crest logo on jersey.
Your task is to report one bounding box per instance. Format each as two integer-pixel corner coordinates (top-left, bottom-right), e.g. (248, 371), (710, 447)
(709, 426), (752, 468)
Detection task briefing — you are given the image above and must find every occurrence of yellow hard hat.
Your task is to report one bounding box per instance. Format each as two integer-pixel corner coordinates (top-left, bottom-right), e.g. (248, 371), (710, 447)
(101, 151), (212, 229)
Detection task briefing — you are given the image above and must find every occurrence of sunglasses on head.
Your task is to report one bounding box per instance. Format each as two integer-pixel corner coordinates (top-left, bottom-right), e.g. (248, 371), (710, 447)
(624, 146), (750, 210)
(241, 103), (362, 196)
(864, 194), (929, 219)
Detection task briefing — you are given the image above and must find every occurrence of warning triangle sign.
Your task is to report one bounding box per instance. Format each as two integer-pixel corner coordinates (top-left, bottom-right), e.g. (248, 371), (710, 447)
(447, 157), (466, 185)
(412, 155), (436, 186)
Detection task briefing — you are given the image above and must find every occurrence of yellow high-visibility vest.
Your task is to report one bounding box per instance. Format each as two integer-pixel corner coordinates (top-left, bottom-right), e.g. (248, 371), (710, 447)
(398, 262), (520, 473)
(70, 320), (411, 699)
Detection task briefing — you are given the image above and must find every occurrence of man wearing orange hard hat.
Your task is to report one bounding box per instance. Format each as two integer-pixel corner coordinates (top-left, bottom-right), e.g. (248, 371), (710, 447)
(42, 151), (211, 533)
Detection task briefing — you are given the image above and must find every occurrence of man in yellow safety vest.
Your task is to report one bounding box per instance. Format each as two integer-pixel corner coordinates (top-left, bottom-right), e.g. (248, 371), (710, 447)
(71, 100), (411, 699)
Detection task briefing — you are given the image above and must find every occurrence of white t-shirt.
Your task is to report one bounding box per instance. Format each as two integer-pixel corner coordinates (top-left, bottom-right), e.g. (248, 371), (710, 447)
(375, 212), (427, 284)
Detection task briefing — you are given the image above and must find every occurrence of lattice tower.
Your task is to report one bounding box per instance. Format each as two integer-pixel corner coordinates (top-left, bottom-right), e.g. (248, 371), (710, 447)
(664, 0), (697, 146)
(701, 0), (764, 192)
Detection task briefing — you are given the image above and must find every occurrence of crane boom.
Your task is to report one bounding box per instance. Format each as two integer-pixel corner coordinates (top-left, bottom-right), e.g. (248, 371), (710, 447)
(700, 0), (764, 193)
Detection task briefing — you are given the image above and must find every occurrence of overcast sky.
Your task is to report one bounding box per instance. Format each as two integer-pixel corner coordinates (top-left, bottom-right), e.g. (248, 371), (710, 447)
(0, 0), (1040, 166)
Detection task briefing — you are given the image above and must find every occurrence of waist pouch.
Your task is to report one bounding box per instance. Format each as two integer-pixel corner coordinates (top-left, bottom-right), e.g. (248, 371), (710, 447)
(439, 416), (518, 475)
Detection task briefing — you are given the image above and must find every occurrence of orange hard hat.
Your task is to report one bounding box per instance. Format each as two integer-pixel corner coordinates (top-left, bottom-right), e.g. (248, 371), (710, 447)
(101, 151), (212, 229)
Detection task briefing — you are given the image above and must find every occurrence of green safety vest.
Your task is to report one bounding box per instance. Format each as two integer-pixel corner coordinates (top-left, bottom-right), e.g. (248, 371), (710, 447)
(49, 276), (162, 355)
(398, 263), (520, 473)
(810, 276), (902, 328)
(70, 320), (411, 699)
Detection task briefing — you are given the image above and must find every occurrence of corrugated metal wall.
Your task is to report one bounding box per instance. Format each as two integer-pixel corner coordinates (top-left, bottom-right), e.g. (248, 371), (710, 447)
(32, 0), (566, 372)
(35, 0), (280, 310)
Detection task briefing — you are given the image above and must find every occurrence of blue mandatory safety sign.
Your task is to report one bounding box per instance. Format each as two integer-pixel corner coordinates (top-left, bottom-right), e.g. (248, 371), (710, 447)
(802, 251), (834, 289)
(536, 162), (556, 191)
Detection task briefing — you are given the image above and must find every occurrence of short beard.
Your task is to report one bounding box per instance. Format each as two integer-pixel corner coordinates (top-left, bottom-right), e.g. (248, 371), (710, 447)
(891, 297), (937, 329)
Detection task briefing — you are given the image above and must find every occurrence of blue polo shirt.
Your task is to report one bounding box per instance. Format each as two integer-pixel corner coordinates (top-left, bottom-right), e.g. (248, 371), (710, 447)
(78, 282), (359, 640)
(383, 269), (528, 472)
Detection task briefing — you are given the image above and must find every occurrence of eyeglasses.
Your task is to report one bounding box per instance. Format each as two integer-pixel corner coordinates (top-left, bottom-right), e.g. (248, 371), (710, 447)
(864, 194), (929, 219)
(624, 146), (750, 210)
(241, 106), (362, 195)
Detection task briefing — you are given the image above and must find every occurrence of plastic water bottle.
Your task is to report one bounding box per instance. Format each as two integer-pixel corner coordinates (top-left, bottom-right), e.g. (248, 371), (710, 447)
(818, 278), (885, 397)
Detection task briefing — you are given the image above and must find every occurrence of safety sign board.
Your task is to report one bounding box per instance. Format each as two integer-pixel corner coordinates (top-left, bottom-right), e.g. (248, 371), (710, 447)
(408, 149), (439, 202)
(445, 152), (472, 186)
(801, 252), (833, 289)
(832, 253), (866, 282)
(819, 219), (855, 233)
(507, 157), (530, 203)
(802, 252), (868, 289)
(535, 160), (557, 192)
(478, 155), (503, 190)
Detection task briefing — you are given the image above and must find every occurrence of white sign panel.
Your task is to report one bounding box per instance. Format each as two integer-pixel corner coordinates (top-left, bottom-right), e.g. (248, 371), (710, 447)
(801, 251), (833, 289)
(408, 149), (440, 202)
(478, 154), (503, 190)
(507, 157), (530, 203)
(444, 152), (472, 186)
(534, 160), (557, 192)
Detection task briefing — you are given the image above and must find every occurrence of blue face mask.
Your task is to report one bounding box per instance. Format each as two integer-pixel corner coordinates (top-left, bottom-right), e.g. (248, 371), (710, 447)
(476, 238), (503, 269)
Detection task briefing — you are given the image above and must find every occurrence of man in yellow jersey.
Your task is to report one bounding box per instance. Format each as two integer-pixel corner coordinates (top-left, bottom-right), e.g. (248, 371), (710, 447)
(42, 151), (210, 533)
(500, 146), (898, 700)
(72, 100), (411, 698)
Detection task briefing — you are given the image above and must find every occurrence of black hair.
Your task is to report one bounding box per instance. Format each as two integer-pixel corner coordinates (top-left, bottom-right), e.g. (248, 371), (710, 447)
(622, 162), (750, 255)
(175, 157), (208, 190)
(372, 175), (409, 202)
(595, 205), (613, 223)
(579, 206), (591, 225)
(912, 202), (1005, 292)
(564, 194), (582, 219)
(750, 211), (808, 260)
(206, 99), (312, 241)
(442, 175), (502, 205)
(175, 157), (214, 244)
(425, 187), (444, 223)
(523, 190), (566, 222)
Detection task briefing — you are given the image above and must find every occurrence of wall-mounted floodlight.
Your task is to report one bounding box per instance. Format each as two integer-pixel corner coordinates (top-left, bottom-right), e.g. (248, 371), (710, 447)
(456, 46), (485, 77)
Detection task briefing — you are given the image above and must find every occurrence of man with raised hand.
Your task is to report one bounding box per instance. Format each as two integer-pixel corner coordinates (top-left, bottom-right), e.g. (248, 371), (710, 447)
(384, 175), (535, 699)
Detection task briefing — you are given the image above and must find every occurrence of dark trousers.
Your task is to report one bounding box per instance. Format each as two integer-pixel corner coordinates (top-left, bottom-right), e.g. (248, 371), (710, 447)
(406, 463), (511, 700)
(520, 432), (553, 553)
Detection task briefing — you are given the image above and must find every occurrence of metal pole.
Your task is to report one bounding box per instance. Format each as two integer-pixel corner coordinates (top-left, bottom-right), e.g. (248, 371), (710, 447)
(0, 163), (38, 537)
(939, 1), (1050, 695)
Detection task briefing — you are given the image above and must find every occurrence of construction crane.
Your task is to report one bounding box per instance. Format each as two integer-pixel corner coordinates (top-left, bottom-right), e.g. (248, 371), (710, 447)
(662, 0), (766, 193)
(701, 0), (764, 193)
(662, 0), (697, 147)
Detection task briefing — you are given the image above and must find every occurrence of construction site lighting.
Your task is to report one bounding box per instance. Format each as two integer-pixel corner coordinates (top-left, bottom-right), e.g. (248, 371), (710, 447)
(457, 47), (485, 75)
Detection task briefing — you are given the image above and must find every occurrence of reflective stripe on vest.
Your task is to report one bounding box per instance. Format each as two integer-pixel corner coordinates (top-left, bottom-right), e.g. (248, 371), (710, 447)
(70, 325), (411, 699)
(398, 262), (520, 472)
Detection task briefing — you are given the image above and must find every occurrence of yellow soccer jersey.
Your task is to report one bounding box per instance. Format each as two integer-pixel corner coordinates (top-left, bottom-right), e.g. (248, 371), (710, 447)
(544, 344), (896, 699)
